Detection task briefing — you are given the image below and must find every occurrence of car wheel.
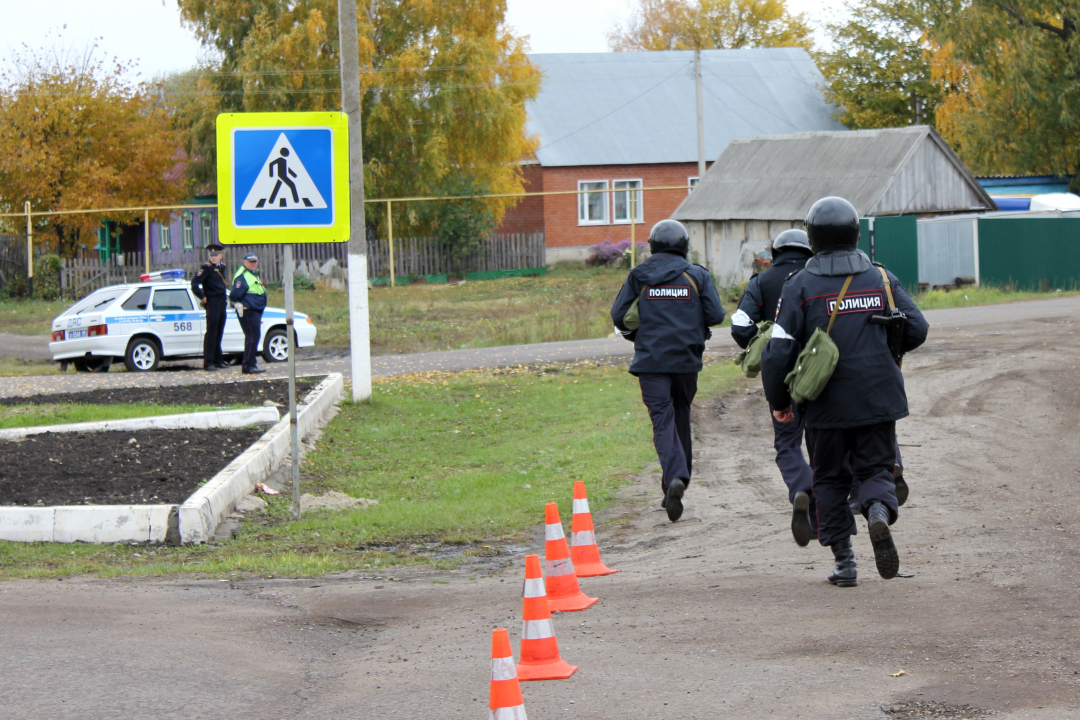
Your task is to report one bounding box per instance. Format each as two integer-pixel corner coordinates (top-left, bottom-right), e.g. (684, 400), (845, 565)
(262, 328), (291, 363)
(124, 338), (161, 372)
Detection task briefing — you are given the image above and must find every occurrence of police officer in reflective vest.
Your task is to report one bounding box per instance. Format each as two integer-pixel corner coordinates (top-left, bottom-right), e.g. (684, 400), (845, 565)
(731, 229), (817, 545)
(191, 243), (230, 371)
(229, 253), (268, 374)
(611, 220), (727, 522)
(761, 197), (929, 586)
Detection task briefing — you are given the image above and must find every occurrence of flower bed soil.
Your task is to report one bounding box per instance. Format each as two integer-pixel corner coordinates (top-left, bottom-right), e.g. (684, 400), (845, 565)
(0, 378), (320, 408)
(0, 428), (265, 507)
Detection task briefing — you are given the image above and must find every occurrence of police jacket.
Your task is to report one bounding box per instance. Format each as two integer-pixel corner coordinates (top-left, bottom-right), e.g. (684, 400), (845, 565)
(229, 268), (268, 311)
(731, 248), (812, 349)
(760, 249), (929, 429)
(611, 251), (726, 375)
(191, 262), (229, 301)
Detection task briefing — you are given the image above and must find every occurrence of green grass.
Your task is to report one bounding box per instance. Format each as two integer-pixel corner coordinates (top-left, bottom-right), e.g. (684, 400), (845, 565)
(913, 285), (1080, 311)
(0, 358), (65, 376)
(0, 298), (72, 335)
(0, 402), (251, 429)
(0, 360), (743, 580)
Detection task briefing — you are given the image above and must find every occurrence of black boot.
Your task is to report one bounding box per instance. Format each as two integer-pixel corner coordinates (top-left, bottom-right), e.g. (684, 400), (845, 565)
(894, 463), (909, 507)
(868, 501), (899, 579)
(791, 491), (812, 547)
(827, 539), (857, 587)
(665, 479), (685, 522)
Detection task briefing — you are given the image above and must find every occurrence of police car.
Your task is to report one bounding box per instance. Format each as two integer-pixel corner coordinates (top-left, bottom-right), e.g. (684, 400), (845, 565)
(49, 269), (317, 372)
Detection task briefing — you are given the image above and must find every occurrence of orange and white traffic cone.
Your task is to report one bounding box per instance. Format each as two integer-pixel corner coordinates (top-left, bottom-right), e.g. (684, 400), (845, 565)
(543, 502), (598, 612)
(489, 628), (528, 720)
(570, 481), (618, 577)
(517, 554), (577, 681)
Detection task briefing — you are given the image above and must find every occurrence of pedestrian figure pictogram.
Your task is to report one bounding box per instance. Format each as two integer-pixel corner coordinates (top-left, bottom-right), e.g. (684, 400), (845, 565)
(241, 133), (327, 211)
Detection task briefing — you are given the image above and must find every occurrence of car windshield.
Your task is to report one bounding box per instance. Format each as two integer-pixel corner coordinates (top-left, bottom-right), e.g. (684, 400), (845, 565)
(66, 288), (127, 315)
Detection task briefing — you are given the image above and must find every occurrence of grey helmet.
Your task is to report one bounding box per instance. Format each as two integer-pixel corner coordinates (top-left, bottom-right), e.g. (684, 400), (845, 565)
(771, 229), (811, 255)
(805, 196), (860, 253)
(648, 219), (689, 257)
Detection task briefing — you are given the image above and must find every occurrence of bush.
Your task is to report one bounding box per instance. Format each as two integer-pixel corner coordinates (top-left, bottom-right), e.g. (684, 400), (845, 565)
(32, 254), (62, 300)
(292, 274), (316, 292)
(587, 239), (649, 267)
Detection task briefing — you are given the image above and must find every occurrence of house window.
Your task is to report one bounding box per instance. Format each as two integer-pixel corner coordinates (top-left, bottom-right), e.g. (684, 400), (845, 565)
(182, 213), (194, 250)
(613, 179), (644, 223)
(200, 212), (213, 247)
(688, 177), (700, 194)
(578, 181), (608, 225)
(159, 225), (171, 251)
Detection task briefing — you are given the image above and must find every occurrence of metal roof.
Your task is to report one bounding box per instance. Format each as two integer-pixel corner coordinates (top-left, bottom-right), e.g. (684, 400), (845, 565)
(526, 49), (844, 168)
(672, 126), (998, 220)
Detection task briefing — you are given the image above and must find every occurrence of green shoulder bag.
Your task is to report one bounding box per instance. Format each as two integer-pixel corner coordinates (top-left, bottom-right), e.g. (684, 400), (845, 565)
(733, 320), (775, 378)
(623, 272), (699, 331)
(784, 275), (853, 404)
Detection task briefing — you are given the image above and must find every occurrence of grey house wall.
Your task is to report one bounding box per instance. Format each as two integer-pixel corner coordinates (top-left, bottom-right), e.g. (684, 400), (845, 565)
(687, 219), (800, 287)
(917, 217), (978, 286)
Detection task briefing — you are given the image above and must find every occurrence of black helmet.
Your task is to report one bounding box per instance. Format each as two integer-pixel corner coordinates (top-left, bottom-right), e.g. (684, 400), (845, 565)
(771, 229), (811, 255)
(648, 219), (689, 257)
(805, 196), (860, 253)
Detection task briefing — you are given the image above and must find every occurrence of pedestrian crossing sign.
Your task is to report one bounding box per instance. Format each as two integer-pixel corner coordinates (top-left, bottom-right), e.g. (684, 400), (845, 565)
(216, 112), (350, 244)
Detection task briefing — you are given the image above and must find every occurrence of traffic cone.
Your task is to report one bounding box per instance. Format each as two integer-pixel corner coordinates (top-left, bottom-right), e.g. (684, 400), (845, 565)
(489, 628), (528, 720)
(517, 554), (578, 681)
(543, 502), (598, 612)
(570, 481), (618, 577)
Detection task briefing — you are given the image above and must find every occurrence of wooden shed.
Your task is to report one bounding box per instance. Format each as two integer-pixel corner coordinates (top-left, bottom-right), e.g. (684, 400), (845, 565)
(671, 126), (997, 286)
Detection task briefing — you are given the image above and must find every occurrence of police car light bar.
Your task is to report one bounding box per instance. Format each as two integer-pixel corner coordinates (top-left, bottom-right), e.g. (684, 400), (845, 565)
(140, 269), (186, 282)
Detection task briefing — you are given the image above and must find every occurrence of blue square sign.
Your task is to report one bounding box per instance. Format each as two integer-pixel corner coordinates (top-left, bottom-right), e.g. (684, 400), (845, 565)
(216, 112), (350, 244)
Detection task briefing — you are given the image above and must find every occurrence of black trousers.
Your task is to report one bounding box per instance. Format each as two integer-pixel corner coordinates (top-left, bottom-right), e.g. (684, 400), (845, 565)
(806, 421), (898, 547)
(203, 297), (227, 367)
(638, 373), (697, 493)
(239, 310), (263, 371)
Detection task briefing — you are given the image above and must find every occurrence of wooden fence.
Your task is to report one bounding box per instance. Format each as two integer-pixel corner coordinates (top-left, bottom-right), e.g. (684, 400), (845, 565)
(56, 232), (546, 299)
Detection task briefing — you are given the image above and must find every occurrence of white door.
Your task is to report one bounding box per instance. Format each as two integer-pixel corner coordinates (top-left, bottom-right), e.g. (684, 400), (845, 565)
(221, 306), (245, 353)
(149, 288), (204, 356)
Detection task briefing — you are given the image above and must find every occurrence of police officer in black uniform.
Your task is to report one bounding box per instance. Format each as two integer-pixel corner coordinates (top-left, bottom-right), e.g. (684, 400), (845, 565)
(611, 220), (727, 522)
(191, 243), (229, 371)
(731, 229), (817, 545)
(761, 197), (929, 586)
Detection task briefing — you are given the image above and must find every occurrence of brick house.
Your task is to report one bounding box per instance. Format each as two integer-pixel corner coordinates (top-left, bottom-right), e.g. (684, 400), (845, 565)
(495, 49), (844, 263)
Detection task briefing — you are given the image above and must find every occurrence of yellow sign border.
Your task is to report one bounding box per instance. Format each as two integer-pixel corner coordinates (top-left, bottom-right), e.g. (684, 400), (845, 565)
(216, 112), (350, 244)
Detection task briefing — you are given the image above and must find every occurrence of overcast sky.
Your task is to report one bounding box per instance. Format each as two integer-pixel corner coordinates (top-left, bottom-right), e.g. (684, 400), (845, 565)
(0, 0), (847, 79)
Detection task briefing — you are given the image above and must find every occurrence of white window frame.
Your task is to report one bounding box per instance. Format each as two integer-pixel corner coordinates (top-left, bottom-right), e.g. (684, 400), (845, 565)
(181, 213), (194, 251)
(200, 212), (213, 247)
(688, 177), (700, 194)
(577, 180), (609, 226)
(612, 179), (644, 224)
(159, 224), (171, 251)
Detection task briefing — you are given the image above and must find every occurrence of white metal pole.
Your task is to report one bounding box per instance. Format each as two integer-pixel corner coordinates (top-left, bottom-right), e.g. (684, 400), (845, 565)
(144, 209), (150, 275)
(339, 0), (372, 401)
(694, 49), (706, 180)
(25, 201), (33, 300)
(284, 244), (300, 521)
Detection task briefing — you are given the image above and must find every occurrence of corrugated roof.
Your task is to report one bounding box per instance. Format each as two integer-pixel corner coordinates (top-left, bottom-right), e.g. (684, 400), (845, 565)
(672, 126), (997, 220)
(526, 49), (844, 168)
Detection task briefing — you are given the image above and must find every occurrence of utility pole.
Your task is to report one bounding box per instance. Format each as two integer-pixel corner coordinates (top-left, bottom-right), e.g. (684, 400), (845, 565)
(25, 201), (33, 300)
(694, 49), (706, 180)
(339, 0), (373, 402)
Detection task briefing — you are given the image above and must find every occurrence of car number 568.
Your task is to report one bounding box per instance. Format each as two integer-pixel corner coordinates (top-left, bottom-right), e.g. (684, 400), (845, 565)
(173, 321), (194, 331)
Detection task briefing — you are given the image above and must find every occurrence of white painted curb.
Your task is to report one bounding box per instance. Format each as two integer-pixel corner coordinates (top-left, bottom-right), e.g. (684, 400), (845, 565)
(179, 373), (344, 543)
(0, 374), (344, 544)
(0, 407), (280, 441)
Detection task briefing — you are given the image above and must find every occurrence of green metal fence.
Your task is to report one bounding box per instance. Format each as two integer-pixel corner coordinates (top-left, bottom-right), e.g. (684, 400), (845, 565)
(859, 215), (919, 291)
(977, 217), (1080, 290)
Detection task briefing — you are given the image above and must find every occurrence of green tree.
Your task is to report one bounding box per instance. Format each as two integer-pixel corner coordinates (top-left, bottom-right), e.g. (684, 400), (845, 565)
(608, 0), (813, 51)
(417, 175), (498, 274)
(929, 1), (1080, 186)
(817, 0), (941, 130)
(175, 0), (541, 235)
(0, 46), (188, 255)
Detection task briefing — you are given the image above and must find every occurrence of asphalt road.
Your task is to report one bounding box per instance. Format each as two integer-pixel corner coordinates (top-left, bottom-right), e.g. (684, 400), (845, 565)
(2, 294), (1079, 719)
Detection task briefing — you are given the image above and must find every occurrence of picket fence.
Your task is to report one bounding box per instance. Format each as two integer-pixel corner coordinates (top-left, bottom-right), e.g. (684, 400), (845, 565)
(54, 232), (545, 299)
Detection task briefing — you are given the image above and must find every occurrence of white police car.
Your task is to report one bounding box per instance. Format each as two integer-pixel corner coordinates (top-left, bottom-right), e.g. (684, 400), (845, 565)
(49, 270), (317, 372)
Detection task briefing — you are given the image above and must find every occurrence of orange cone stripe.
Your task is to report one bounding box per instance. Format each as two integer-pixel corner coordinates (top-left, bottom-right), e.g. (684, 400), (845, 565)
(569, 481), (618, 577)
